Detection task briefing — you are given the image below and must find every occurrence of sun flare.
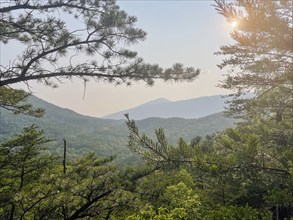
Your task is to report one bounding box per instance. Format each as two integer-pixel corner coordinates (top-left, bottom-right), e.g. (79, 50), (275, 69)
(231, 21), (238, 29)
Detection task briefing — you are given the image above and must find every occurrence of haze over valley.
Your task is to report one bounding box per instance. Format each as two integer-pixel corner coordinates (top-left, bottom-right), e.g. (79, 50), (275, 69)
(1, 0), (291, 218)
(103, 95), (226, 120)
(1, 95), (235, 163)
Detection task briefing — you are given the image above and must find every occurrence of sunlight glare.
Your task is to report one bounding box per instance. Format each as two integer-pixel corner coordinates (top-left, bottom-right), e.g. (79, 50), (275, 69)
(231, 21), (238, 29)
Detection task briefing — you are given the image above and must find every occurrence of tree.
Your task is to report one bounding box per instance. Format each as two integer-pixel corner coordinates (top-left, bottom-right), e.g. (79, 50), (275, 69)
(0, 87), (44, 117)
(126, 169), (201, 220)
(126, 114), (293, 218)
(213, 127), (293, 211)
(123, 1), (293, 218)
(0, 126), (158, 219)
(202, 205), (272, 220)
(0, 126), (56, 219)
(213, 0), (292, 121)
(213, 3), (293, 217)
(0, 0), (200, 88)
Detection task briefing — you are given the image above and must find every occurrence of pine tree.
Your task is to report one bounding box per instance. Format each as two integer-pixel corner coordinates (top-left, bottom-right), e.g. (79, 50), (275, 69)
(0, 126), (56, 219)
(0, 87), (44, 117)
(0, 0), (199, 88)
(214, 0), (293, 122)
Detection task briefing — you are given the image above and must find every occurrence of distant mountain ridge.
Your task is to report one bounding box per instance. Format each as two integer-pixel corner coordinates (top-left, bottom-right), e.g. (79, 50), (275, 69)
(1, 95), (236, 164)
(139, 98), (171, 106)
(103, 95), (227, 120)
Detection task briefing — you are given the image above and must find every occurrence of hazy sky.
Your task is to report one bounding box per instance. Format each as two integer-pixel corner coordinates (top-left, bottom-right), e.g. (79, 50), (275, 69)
(8, 0), (235, 117)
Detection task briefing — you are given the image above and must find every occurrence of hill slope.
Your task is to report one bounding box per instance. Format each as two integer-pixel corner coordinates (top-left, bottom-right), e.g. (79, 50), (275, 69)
(1, 95), (235, 163)
(103, 95), (227, 120)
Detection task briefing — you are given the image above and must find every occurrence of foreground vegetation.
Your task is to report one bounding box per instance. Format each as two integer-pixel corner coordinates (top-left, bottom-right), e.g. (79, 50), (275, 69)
(1, 0), (292, 219)
(0, 115), (292, 219)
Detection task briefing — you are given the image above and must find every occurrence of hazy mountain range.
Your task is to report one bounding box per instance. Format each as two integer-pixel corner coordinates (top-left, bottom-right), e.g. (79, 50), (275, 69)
(1, 95), (236, 164)
(103, 95), (227, 119)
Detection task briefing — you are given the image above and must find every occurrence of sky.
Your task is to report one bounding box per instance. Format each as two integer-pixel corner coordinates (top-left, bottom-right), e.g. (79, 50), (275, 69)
(6, 0), (235, 117)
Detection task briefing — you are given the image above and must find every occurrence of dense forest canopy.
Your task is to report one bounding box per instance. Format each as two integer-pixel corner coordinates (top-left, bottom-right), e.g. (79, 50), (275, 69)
(0, 0), (292, 219)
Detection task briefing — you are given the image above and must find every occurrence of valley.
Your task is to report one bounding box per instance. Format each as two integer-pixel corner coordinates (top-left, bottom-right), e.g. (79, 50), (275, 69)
(1, 95), (235, 163)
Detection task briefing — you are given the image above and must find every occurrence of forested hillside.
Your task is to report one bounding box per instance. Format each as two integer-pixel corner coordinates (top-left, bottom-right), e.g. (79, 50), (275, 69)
(0, 0), (292, 219)
(1, 95), (235, 163)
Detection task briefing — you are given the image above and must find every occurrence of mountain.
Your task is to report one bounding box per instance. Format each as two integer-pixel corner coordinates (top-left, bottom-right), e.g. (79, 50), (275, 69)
(1, 95), (236, 164)
(102, 95), (226, 120)
(140, 98), (171, 106)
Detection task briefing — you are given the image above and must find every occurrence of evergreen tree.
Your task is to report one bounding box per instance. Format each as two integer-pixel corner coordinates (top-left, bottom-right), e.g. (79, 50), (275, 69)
(213, 0), (292, 122)
(0, 0), (199, 88)
(0, 87), (44, 117)
(213, 2), (293, 216)
(0, 126), (56, 219)
(125, 115), (281, 218)
(0, 126), (157, 219)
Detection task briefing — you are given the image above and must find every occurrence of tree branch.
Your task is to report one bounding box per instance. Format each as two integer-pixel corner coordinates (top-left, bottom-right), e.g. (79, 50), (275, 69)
(0, 1), (99, 13)
(65, 190), (113, 220)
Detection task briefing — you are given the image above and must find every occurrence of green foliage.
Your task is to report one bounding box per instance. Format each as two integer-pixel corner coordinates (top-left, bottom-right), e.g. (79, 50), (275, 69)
(0, 87), (44, 117)
(209, 1), (293, 218)
(163, 182), (200, 214)
(0, 126), (57, 219)
(126, 114), (199, 168)
(214, 0), (293, 121)
(127, 206), (190, 220)
(0, 127), (142, 219)
(125, 115), (293, 218)
(1, 95), (235, 163)
(0, 0), (199, 87)
(203, 205), (272, 220)
(47, 154), (128, 219)
(213, 126), (292, 210)
(127, 169), (201, 220)
(1, 1), (292, 219)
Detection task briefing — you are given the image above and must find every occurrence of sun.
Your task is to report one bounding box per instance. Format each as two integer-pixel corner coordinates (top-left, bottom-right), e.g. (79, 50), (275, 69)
(231, 21), (238, 29)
